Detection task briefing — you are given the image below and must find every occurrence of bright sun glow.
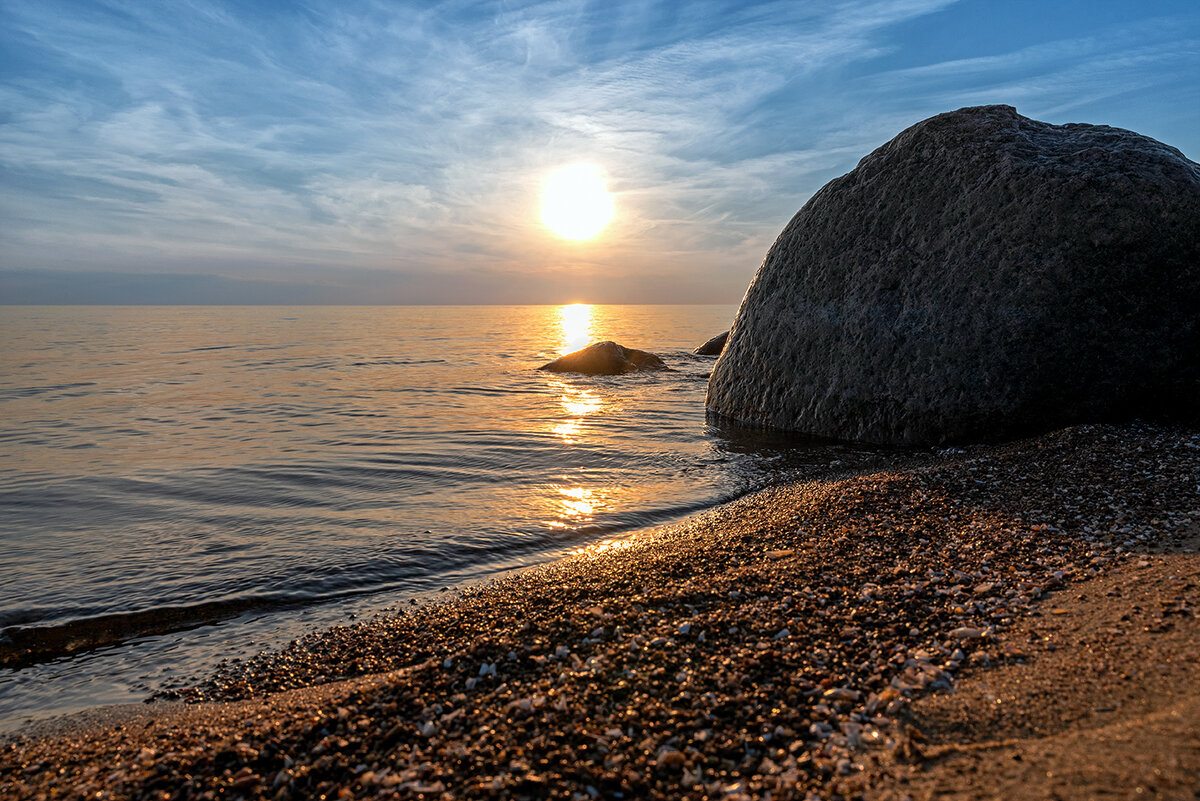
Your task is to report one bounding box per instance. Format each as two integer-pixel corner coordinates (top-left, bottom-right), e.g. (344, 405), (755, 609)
(559, 303), (593, 354)
(540, 164), (614, 240)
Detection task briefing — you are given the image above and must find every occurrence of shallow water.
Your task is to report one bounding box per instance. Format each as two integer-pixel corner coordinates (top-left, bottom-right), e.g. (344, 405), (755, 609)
(0, 304), (887, 729)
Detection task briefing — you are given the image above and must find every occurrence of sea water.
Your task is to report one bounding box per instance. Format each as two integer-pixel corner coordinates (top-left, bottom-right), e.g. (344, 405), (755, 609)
(0, 305), (882, 729)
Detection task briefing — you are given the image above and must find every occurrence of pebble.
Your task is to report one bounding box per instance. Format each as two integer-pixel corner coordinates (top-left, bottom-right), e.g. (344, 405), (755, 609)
(7, 422), (1196, 801)
(949, 626), (986, 640)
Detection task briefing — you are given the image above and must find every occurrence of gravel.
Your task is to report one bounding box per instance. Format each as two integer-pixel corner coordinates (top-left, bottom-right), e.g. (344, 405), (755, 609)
(2, 422), (1197, 800)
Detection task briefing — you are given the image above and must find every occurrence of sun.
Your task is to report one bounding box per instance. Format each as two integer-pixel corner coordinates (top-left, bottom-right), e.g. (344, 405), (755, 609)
(540, 163), (614, 241)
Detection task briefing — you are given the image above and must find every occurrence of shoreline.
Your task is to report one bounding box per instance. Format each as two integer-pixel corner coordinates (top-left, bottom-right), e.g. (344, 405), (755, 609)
(0, 434), (914, 733)
(0, 432), (908, 701)
(2, 422), (1197, 799)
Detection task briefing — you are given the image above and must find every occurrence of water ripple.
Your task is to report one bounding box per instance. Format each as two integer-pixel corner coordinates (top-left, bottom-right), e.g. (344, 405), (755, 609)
(0, 304), (896, 729)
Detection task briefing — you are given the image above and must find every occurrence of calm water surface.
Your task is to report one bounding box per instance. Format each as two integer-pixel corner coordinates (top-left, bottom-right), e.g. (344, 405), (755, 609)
(0, 305), (886, 730)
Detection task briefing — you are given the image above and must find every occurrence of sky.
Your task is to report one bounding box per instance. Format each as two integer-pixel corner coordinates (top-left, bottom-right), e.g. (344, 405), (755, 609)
(1, 0), (1197, 305)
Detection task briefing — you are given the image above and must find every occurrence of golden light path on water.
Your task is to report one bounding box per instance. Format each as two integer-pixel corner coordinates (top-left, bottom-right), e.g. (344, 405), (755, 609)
(549, 303), (612, 528)
(549, 483), (617, 530)
(551, 303), (602, 444)
(559, 383), (602, 416)
(558, 486), (596, 516)
(559, 303), (593, 354)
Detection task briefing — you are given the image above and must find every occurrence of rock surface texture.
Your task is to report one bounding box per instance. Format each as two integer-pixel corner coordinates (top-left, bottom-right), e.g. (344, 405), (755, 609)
(707, 105), (1200, 445)
(539, 341), (666, 375)
(694, 331), (730, 356)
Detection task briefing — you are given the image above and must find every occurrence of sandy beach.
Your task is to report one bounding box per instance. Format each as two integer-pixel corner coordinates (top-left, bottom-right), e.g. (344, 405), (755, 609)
(2, 422), (1197, 800)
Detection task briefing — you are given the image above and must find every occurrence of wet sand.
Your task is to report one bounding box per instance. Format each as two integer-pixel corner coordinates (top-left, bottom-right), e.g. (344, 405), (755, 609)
(2, 423), (1197, 800)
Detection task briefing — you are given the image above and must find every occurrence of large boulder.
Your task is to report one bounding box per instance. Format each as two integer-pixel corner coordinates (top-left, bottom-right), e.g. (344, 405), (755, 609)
(540, 341), (667, 375)
(707, 105), (1200, 445)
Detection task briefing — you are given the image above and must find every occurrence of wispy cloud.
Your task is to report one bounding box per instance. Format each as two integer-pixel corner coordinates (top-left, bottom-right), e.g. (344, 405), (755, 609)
(0, 0), (1196, 303)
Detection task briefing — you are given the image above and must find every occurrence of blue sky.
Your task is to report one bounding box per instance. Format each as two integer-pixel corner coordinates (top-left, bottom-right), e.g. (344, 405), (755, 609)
(1, 0), (1197, 304)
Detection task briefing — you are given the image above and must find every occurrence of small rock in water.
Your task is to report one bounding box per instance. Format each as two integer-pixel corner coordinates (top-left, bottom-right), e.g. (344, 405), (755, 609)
(693, 331), (729, 356)
(539, 341), (667, 375)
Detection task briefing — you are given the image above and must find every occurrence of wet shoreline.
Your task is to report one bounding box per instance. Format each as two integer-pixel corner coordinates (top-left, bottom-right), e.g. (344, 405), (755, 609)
(2, 422), (1197, 799)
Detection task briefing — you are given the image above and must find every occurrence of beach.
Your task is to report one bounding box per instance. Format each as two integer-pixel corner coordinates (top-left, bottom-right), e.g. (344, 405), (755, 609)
(4, 3), (1198, 799)
(2, 422), (1197, 800)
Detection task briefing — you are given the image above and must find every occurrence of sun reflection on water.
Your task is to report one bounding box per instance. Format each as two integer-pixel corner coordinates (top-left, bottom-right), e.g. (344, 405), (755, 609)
(548, 380), (603, 444)
(544, 303), (609, 529)
(546, 483), (610, 529)
(559, 383), (601, 417)
(559, 486), (596, 516)
(559, 303), (593, 354)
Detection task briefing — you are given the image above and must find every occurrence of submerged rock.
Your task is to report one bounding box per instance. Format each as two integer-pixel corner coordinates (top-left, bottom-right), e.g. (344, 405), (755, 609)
(707, 105), (1200, 445)
(694, 331), (729, 356)
(539, 341), (667, 375)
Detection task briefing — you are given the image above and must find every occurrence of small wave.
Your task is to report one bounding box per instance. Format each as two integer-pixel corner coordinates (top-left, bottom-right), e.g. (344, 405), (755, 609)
(0, 596), (309, 670)
(350, 358), (448, 367)
(0, 486), (741, 674)
(0, 382), (97, 402)
(446, 385), (546, 397)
